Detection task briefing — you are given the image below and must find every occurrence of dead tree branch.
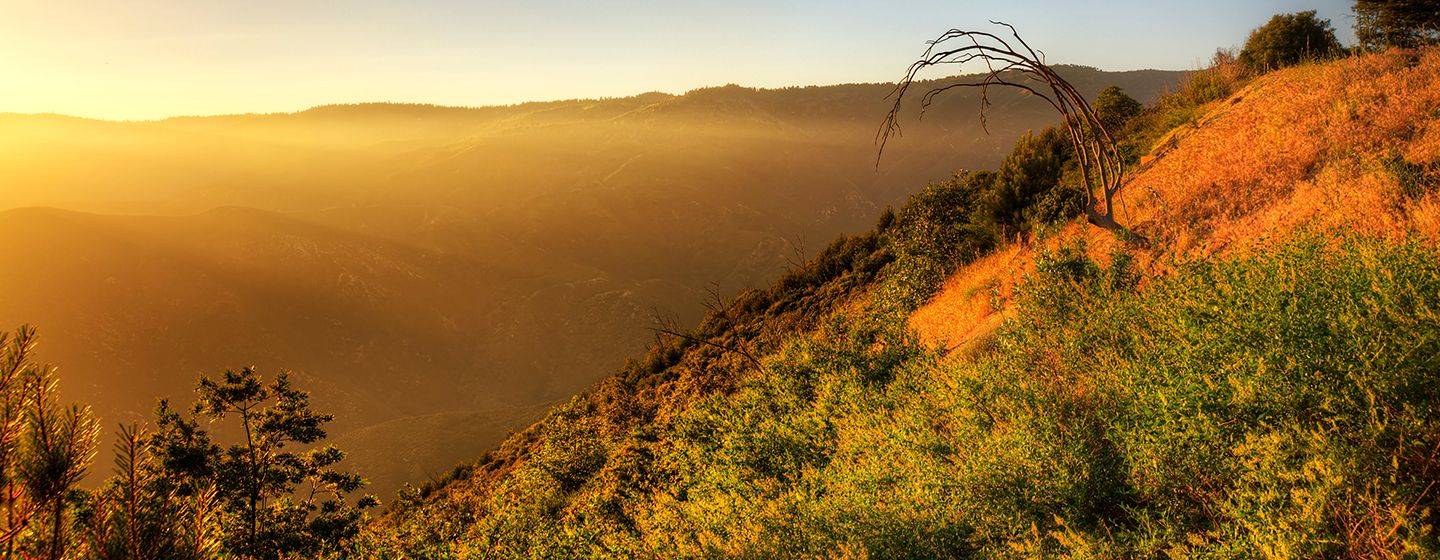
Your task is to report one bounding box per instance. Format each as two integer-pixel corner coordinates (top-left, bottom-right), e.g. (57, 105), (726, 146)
(877, 21), (1147, 245)
(783, 232), (809, 274)
(650, 284), (765, 372)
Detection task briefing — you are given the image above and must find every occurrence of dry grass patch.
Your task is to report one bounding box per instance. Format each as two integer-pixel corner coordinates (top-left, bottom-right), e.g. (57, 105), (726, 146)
(910, 48), (1440, 350)
(1130, 48), (1440, 255)
(909, 244), (1027, 350)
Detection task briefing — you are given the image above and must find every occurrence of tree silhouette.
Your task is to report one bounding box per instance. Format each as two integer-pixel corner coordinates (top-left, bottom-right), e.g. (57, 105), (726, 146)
(151, 367), (377, 559)
(0, 328), (374, 558)
(1355, 0), (1440, 50)
(879, 21), (1146, 244)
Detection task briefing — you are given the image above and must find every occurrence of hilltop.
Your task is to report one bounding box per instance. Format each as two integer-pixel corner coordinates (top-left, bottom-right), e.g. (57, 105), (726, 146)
(359, 48), (1440, 557)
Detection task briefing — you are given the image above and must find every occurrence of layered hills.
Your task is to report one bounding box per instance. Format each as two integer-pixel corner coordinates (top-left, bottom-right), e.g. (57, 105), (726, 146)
(0, 67), (1182, 495)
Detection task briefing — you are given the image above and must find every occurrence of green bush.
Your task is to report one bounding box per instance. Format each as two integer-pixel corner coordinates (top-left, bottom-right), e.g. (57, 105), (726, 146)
(1000, 234), (1440, 555)
(1094, 85), (1144, 134)
(890, 171), (997, 267)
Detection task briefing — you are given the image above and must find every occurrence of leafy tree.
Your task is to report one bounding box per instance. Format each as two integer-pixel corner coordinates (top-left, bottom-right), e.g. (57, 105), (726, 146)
(1237, 11), (1343, 72)
(150, 367), (377, 559)
(1093, 86), (1143, 134)
(1355, 0), (1440, 49)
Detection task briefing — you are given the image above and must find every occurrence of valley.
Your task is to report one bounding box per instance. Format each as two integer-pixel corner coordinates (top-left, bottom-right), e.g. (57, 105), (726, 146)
(0, 68), (1182, 495)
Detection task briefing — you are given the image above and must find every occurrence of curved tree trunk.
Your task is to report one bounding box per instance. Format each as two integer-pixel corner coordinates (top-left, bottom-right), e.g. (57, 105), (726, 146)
(878, 21), (1148, 245)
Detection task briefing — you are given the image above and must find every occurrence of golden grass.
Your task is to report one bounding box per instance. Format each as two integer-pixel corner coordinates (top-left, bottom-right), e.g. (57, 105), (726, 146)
(911, 48), (1440, 349)
(1132, 49), (1440, 253)
(909, 243), (1026, 351)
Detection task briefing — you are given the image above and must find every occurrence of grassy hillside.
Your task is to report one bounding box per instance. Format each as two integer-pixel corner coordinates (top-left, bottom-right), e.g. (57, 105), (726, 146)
(358, 48), (1440, 557)
(0, 68), (1180, 496)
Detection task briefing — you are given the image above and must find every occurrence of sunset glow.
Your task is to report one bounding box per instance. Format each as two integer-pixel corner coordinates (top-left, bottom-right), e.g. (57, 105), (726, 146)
(1, 0), (1354, 120)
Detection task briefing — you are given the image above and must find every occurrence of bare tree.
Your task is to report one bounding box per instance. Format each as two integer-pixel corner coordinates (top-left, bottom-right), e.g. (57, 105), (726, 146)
(650, 284), (766, 372)
(879, 21), (1146, 244)
(783, 232), (809, 274)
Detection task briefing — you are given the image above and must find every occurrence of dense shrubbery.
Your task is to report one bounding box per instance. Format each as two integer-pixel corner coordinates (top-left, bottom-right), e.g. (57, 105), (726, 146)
(884, 125), (1080, 311)
(363, 226), (1440, 558)
(893, 127), (1076, 260)
(995, 235), (1440, 555)
(1093, 86), (1143, 135)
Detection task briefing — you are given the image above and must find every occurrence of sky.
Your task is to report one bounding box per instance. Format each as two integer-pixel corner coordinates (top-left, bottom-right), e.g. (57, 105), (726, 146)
(0, 0), (1357, 121)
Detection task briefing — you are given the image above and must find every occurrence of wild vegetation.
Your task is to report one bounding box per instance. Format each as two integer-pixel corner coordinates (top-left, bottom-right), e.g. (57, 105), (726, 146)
(4, 6), (1440, 559)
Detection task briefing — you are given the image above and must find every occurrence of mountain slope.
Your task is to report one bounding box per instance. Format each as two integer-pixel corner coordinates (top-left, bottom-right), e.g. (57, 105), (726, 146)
(0, 68), (1182, 496)
(361, 48), (1440, 557)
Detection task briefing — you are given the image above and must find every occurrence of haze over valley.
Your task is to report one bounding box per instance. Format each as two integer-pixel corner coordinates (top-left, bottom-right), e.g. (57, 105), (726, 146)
(0, 70), (1181, 494)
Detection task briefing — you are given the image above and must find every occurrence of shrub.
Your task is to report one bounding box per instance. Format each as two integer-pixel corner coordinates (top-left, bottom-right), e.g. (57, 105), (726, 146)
(1093, 85), (1143, 134)
(889, 172), (996, 270)
(990, 128), (1070, 233)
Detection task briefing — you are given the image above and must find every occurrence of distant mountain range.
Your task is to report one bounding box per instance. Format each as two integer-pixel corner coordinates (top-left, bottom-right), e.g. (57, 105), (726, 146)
(0, 66), (1183, 496)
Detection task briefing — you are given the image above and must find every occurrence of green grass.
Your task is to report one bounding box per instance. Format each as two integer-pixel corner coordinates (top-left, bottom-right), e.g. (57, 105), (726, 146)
(357, 231), (1440, 558)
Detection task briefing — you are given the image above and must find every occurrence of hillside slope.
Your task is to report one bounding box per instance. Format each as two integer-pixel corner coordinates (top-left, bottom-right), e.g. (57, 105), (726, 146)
(0, 68), (1181, 496)
(913, 48), (1440, 349)
(361, 49), (1440, 557)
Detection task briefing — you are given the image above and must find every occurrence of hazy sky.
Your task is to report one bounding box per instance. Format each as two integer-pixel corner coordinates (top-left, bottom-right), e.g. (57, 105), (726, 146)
(0, 0), (1356, 120)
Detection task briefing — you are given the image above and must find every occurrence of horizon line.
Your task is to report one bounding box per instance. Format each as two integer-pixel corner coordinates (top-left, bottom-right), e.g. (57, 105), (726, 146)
(0, 64), (1187, 123)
